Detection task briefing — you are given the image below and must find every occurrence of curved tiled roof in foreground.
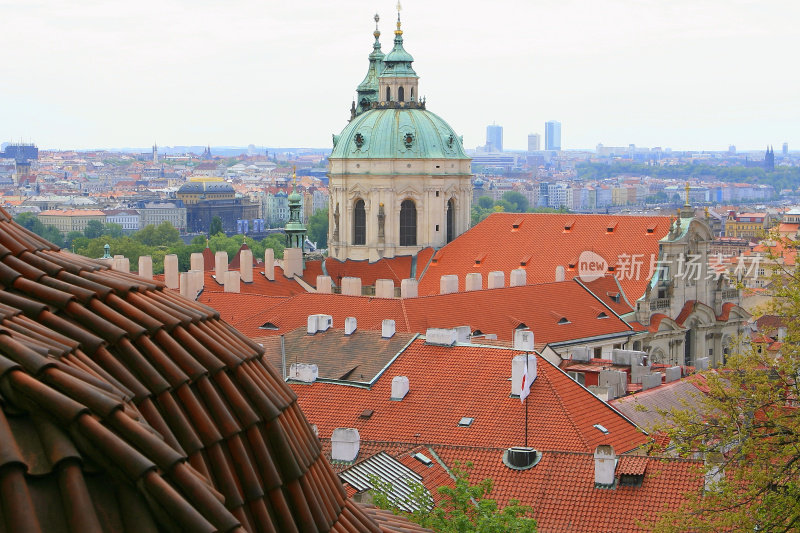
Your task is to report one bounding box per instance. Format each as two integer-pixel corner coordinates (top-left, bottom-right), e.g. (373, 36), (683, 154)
(0, 208), (426, 533)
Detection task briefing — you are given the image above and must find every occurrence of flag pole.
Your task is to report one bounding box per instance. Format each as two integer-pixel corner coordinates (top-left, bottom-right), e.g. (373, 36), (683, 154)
(525, 351), (529, 448)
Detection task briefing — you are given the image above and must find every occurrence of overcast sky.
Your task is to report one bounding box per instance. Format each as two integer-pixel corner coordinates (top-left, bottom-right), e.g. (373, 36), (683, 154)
(1, 0), (797, 152)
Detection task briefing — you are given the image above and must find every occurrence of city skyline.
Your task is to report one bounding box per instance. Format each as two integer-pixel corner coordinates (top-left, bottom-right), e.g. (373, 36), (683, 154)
(2, 0), (798, 152)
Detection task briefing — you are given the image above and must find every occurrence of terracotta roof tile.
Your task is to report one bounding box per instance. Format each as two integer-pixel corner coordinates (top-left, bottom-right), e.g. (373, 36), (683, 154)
(417, 213), (670, 301)
(0, 206), (420, 533)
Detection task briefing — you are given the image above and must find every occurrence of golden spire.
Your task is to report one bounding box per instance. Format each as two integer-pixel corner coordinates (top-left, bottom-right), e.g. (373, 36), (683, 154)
(395, 1), (403, 35)
(684, 181), (690, 207)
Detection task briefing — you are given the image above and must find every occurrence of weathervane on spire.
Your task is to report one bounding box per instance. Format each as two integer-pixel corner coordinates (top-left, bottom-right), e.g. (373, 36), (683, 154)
(395, 1), (403, 34)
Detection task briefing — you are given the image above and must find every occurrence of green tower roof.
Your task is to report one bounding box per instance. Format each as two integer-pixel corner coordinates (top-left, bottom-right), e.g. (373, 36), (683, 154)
(380, 13), (417, 78)
(331, 107), (468, 160)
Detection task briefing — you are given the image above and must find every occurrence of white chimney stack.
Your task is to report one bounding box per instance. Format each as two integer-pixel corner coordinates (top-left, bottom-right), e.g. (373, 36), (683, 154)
(511, 354), (537, 396)
(331, 428), (360, 462)
(555, 265), (565, 282)
(341, 276), (362, 296)
(316, 275), (332, 294)
(138, 255), (153, 280)
(375, 279), (395, 298)
(594, 445), (616, 486)
(240, 248), (253, 283)
(307, 315), (319, 335)
(487, 271), (505, 289)
(440, 274), (458, 294)
(513, 329), (535, 351)
(264, 248), (275, 281)
(425, 328), (457, 346)
(510, 268), (527, 287)
(215, 251), (228, 281)
(224, 270), (240, 293)
(465, 272), (482, 291)
(382, 319), (396, 338)
(401, 278), (418, 298)
(190, 252), (204, 272)
(344, 317), (357, 335)
(163, 254), (179, 289)
(391, 376), (409, 401)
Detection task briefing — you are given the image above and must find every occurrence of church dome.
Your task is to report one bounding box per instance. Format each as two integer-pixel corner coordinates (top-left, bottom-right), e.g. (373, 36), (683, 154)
(330, 107), (468, 160)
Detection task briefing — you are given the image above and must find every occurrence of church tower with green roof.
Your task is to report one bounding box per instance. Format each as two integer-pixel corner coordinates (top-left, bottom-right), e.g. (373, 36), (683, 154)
(328, 9), (472, 262)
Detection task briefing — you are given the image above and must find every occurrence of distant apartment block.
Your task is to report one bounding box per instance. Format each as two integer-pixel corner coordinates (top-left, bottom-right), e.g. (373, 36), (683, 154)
(37, 209), (105, 234)
(485, 124), (503, 152)
(104, 209), (141, 232)
(138, 202), (187, 233)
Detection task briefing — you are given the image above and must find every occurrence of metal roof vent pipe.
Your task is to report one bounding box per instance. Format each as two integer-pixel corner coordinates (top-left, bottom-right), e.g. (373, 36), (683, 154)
(594, 445), (616, 487)
(382, 319), (396, 339)
(503, 447), (541, 470)
(391, 376), (409, 401)
(344, 317), (357, 336)
(331, 428), (360, 462)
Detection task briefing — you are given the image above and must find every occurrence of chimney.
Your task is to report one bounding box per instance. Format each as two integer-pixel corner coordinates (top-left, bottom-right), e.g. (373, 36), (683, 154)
(163, 254), (179, 289)
(391, 376), (409, 400)
(704, 452), (724, 493)
(401, 278), (418, 298)
(341, 277), (362, 296)
(513, 329), (535, 351)
(555, 265), (565, 282)
(440, 274), (458, 294)
(316, 275), (332, 294)
(138, 255), (153, 280)
(331, 428), (360, 462)
(215, 251), (228, 281)
(487, 271), (505, 289)
(190, 252), (204, 272)
(510, 268), (527, 287)
(375, 279), (395, 298)
(425, 328), (457, 346)
(344, 317), (357, 335)
(179, 272), (190, 298)
(240, 248), (253, 283)
(224, 270), (240, 293)
(465, 272), (482, 291)
(112, 256), (130, 273)
(594, 445), (616, 486)
(511, 354), (537, 396)
(307, 315), (319, 335)
(264, 248), (275, 281)
(189, 269), (203, 299)
(283, 248), (303, 278)
(665, 366), (681, 382)
(453, 326), (471, 343)
(382, 319), (395, 338)
(289, 363), (318, 383)
(318, 314), (332, 332)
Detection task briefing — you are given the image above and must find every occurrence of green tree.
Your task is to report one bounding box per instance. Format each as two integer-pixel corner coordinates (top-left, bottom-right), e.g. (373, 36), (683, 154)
(371, 462), (536, 533)
(209, 216), (224, 237)
(653, 240), (800, 532)
(134, 222), (180, 247)
(307, 208), (328, 249)
(84, 219), (105, 239)
(501, 191), (529, 213)
(477, 196), (495, 209)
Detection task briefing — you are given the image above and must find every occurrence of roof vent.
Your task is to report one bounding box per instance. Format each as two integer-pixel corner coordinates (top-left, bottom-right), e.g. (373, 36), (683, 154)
(503, 447), (541, 470)
(564, 220), (575, 231)
(520, 254), (531, 266)
(593, 424), (610, 435)
(557, 317), (571, 325)
(458, 417), (474, 427)
(606, 223), (617, 233)
(511, 218), (523, 229)
(345, 317), (357, 335)
(259, 322), (279, 330)
(359, 409), (374, 419)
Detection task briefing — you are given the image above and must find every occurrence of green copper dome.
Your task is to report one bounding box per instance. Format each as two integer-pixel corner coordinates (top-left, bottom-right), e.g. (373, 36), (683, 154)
(330, 107), (468, 160)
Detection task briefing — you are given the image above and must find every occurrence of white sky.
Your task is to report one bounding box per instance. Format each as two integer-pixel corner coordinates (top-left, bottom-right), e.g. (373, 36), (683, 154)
(1, 0), (797, 152)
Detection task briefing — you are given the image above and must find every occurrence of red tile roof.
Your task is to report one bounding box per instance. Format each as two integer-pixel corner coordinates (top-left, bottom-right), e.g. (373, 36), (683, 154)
(290, 338), (648, 454)
(417, 213), (670, 302)
(430, 445), (699, 533)
(218, 281), (634, 345)
(324, 252), (420, 286)
(0, 207), (420, 533)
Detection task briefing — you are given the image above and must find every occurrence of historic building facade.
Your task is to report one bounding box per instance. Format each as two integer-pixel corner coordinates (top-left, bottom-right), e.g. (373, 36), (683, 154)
(327, 14), (472, 261)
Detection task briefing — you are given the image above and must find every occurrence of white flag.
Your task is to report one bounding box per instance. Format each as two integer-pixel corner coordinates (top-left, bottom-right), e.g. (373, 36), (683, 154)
(520, 359), (531, 403)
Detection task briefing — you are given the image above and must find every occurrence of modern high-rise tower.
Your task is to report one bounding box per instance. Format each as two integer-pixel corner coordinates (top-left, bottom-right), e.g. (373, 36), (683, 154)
(545, 121), (561, 151)
(486, 124), (503, 152)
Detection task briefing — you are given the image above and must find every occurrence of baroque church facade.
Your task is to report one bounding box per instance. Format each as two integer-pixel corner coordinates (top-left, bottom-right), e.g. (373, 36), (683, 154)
(327, 14), (472, 261)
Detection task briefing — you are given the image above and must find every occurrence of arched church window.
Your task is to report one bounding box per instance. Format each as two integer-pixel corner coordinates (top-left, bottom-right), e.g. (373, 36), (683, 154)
(353, 200), (366, 245)
(399, 200), (417, 246)
(398, 86), (405, 102)
(386, 87), (391, 101)
(446, 198), (455, 243)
